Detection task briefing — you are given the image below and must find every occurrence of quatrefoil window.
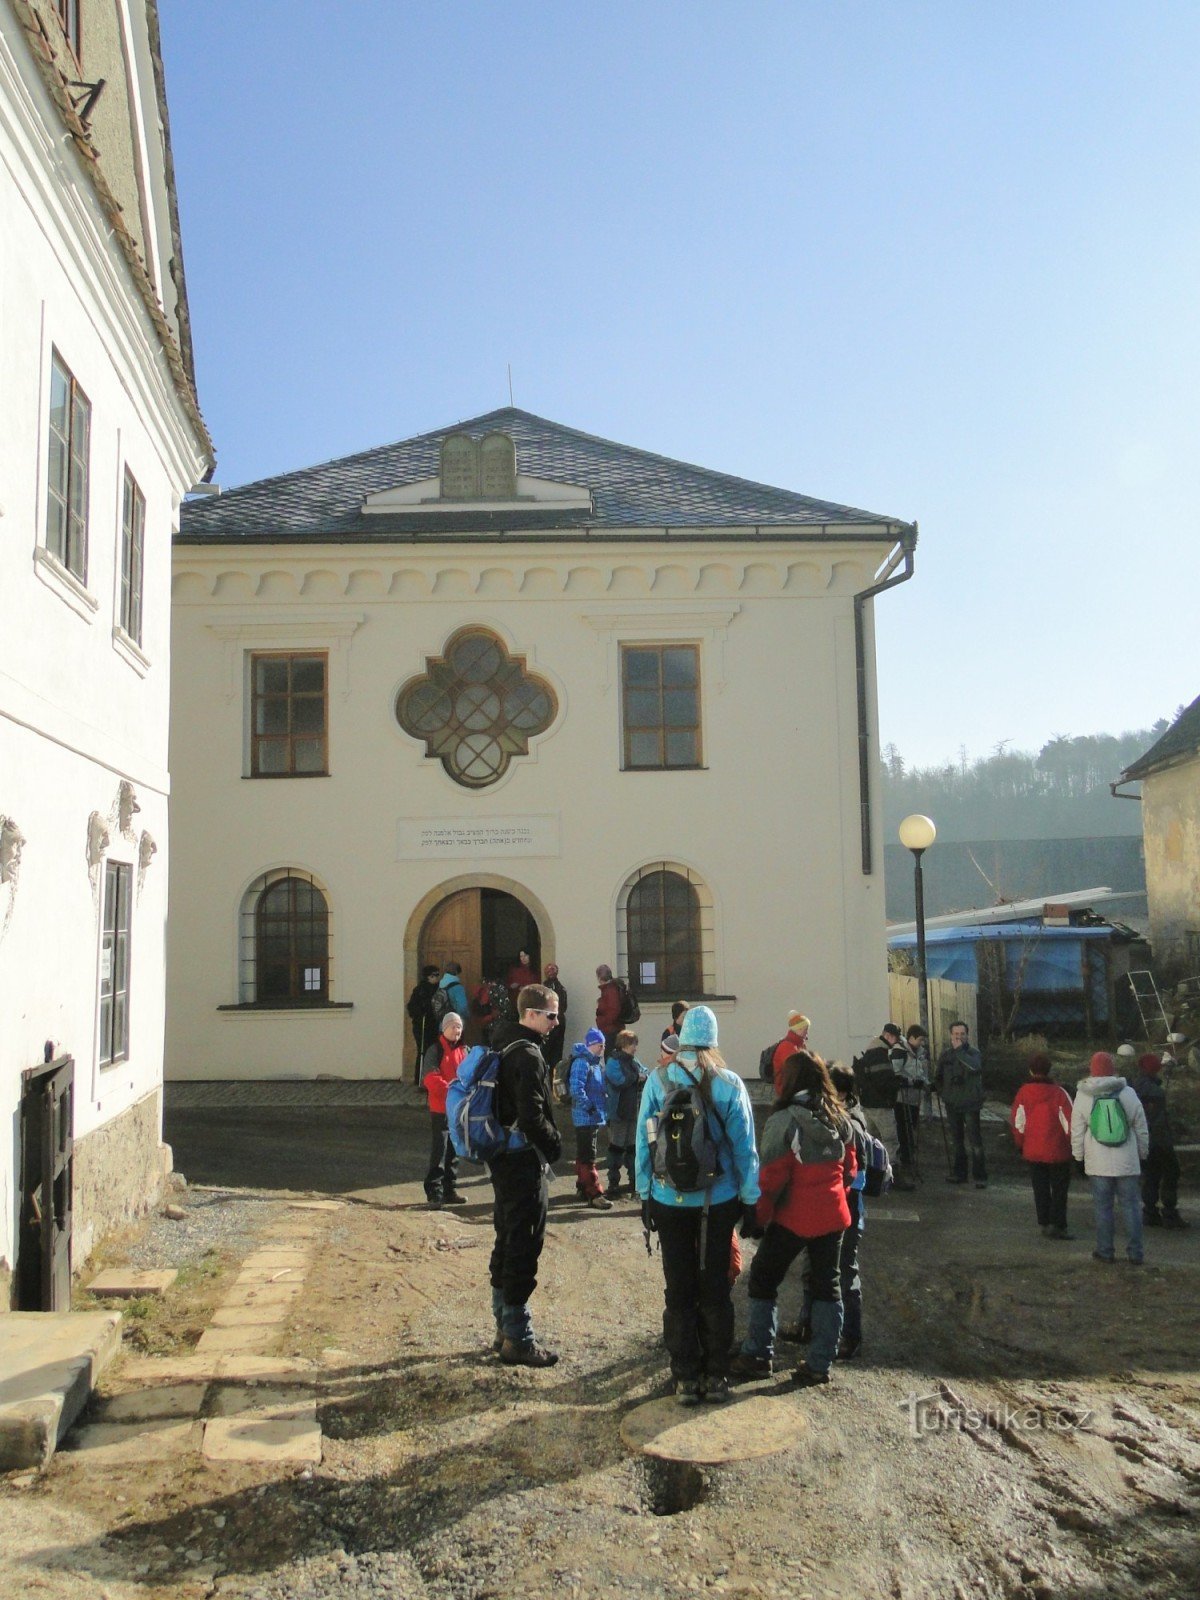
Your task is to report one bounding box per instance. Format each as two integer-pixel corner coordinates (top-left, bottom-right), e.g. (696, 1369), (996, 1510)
(396, 628), (557, 788)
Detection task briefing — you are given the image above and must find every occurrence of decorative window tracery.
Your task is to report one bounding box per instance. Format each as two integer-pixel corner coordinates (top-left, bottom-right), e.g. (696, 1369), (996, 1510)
(396, 628), (556, 788)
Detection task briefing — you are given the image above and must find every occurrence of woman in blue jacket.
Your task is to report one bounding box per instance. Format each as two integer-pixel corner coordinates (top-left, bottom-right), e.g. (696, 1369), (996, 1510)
(636, 1006), (760, 1405)
(569, 1029), (613, 1209)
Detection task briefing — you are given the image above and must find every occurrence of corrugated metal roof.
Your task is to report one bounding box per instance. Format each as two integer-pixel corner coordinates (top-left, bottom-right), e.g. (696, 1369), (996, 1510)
(177, 407), (914, 543)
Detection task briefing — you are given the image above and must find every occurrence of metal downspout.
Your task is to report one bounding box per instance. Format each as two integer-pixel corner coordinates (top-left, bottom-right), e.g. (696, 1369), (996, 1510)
(854, 531), (917, 874)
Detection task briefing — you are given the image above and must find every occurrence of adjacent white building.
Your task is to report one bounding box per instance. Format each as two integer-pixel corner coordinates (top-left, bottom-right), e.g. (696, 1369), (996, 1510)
(0, 1), (211, 1304)
(168, 411), (915, 1086)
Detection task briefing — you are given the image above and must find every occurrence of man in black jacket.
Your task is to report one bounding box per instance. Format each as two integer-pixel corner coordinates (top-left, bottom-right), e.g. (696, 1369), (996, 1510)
(488, 983), (563, 1367)
(406, 965), (440, 1083)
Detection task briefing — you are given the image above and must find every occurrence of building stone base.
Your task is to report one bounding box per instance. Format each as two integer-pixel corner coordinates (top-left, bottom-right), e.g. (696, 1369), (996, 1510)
(72, 1090), (166, 1277)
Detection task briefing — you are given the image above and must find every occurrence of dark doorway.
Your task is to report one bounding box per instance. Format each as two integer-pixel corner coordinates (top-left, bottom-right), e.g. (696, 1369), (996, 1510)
(18, 1053), (74, 1311)
(480, 888), (540, 987)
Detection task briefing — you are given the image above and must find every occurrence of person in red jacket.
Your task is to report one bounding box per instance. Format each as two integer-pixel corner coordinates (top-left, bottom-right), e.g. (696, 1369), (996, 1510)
(421, 1012), (469, 1208)
(595, 964), (623, 1048)
(1010, 1053), (1074, 1239)
(730, 1050), (856, 1388)
(770, 1011), (812, 1097)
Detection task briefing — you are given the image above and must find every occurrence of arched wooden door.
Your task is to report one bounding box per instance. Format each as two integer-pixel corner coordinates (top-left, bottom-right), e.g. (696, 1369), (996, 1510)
(418, 889), (482, 1046)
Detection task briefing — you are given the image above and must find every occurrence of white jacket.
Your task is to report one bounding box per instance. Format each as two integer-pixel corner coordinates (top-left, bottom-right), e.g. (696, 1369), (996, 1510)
(1070, 1076), (1150, 1176)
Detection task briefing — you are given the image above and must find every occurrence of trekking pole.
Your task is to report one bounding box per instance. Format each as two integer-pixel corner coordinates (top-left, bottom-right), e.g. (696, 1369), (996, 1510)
(932, 1088), (953, 1175)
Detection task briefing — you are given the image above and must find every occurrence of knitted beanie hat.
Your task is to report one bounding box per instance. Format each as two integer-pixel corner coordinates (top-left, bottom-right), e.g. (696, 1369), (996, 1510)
(584, 1027), (605, 1049)
(678, 1005), (718, 1050)
(1138, 1052), (1162, 1075)
(787, 1010), (811, 1034)
(1089, 1051), (1116, 1076)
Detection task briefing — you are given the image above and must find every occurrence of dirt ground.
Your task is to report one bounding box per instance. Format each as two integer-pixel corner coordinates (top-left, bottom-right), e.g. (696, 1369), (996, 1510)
(2, 1103), (1198, 1600)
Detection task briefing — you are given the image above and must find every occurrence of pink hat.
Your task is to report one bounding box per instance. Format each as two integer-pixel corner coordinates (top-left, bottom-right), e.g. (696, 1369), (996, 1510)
(1089, 1051), (1116, 1076)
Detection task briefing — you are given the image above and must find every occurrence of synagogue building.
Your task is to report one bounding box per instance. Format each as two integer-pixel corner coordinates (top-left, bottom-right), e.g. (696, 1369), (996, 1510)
(168, 410), (916, 1082)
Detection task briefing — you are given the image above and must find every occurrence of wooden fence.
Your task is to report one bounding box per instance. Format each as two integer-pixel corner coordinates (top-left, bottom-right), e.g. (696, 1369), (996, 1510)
(887, 973), (978, 1059)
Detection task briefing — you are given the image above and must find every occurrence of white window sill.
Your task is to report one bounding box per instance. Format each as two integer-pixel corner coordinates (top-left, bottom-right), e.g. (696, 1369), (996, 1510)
(217, 1002), (354, 1018)
(112, 625), (150, 676)
(34, 545), (98, 621)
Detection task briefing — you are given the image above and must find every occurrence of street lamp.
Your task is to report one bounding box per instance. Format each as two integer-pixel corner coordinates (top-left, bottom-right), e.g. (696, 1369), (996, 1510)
(898, 813), (937, 1041)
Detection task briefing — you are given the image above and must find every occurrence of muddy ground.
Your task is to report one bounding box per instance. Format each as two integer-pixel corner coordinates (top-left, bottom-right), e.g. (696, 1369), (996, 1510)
(2, 1102), (1198, 1600)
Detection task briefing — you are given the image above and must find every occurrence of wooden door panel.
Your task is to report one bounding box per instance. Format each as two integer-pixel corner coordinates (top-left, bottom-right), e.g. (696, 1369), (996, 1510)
(416, 890), (484, 1051)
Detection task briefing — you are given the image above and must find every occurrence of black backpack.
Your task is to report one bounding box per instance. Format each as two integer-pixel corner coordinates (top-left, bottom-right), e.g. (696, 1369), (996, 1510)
(431, 985), (454, 1024)
(759, 1040), (783, 1081)
(652, 1065), (726, 1192)
(616, 978), (640, 1025)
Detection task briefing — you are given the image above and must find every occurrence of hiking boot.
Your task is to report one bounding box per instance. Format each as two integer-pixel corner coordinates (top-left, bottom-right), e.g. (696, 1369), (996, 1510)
(729, 1351), (772, 1380)
(1091, 1250), (1115, 1264)
(892, 1172), (916, 1192)
(1126, 1256), (1144, 1266)
(837, 1337), (862, 1360)
(1047, 1226), (1074, 1240)
(607, 1182), (623, 1200)
(703, 1376), (733, 1403)
(442, 1191), (468, 1206)
(588, 1195), (614, 1210)
(499, 1338), (559, 1368)
(1143, 1207), (1163, 1227)
(1163, 1211), (1189, 1229)
(778, 1320), (812, 1345)
(790, 1361), (831, 1388)
(945, 1176), (967, 1185)
(425, 1196), (443, 1210)
(673, 1379), (703, 1407)
(1040, 1223), (1053, 1237)
(974, 1180), (988, 1190)
(492, 1326), (504, 1353)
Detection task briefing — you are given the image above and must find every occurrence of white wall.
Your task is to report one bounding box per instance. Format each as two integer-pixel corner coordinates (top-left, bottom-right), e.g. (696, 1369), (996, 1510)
(0, 10), (207, 1288)
(167, 542), (893, 1084)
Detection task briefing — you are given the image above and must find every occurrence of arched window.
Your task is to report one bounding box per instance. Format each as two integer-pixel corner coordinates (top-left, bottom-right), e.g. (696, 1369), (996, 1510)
(396, 627), (557, 788)
(239, 870), (330, 1004)
(619, 863), (715, 998)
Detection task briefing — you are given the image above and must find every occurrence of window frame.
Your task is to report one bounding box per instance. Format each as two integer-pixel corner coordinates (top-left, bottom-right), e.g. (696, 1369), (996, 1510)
(251, 872), (330, 1006)
(45, 349), (91, 582)
(53, 1), (82, 62)
(625, 867), (704, 998)
(98, 859), (132, 1067)
(248, 651), (330, 778)
(619, 642), (703, 771)
(119, 467), (145, 645)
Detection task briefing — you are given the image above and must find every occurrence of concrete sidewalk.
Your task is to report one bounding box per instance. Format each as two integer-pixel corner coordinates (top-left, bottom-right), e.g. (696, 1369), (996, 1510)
(0, 1310), (122, 1470)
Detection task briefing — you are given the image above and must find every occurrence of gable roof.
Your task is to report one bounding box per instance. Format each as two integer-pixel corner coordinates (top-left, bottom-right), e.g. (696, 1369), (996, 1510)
(1120, 694), (1200, 782)
(176, 408), (914, 544)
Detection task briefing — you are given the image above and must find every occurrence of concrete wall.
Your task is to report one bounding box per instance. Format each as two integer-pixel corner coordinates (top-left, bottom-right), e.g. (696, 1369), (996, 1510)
(167, 541), (894, 1082)
(1142, 756), (1200, 981)
(1, 5), (207, 1297)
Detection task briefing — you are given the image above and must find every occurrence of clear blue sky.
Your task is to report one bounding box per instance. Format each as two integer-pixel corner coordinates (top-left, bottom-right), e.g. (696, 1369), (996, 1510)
(160, 1), (1199, 769)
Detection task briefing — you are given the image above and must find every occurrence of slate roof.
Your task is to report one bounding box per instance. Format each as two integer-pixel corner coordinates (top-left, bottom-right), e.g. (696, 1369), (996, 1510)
(1120, 693), (1200, 781)
(176, 408), (914, 544)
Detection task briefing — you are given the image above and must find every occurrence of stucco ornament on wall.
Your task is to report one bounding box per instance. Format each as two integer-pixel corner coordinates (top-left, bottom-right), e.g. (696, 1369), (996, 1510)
(396, 627), (557, 788)
(116, 780), (141, 839)
(137, 830), (157, 896)
(0, 815), (25, 939)
(87, 811), (111, 896)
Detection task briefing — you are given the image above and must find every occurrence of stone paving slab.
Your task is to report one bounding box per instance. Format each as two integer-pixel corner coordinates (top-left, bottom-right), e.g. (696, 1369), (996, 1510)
(87, 1268), (179, 1299)
(212, 1355), (317, 1382)
(220, 1279), (305, 1311)
(233, 1261), (308, 1285)
(195, 1325), (276, 1355)
(202, 1412), (322, 1463)
(208, 1385), (316, 1418)
(620, 1393), (808, 1463)
(97, 1383), (208, 1423)
(0, 1311), (123, 1471)
(66, 1418), (203, 1462)
(210, 1303), (289, 1330)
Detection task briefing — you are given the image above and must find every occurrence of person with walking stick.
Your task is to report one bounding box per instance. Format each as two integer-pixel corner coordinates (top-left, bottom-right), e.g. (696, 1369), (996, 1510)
(935, 1021), (987, 1187)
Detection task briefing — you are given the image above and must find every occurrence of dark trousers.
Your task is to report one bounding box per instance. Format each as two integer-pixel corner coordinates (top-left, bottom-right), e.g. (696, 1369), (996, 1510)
(1143, 1147), (1180, 1213)
(487, 1148), (548, 1310)
(651, 1196), (741, 1382)
(894, 1101), (919, 1168)
(752, 1222), (843, 1306)
(1028, 1160), (1071, 1228)
(948, 1105), (987, 1181)
(424, 1113), (458, 1200)
(800, 1194), (861, 1340)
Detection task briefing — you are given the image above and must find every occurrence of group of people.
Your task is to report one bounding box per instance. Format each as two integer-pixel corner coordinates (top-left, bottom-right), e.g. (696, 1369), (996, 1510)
(1009, 1045), (1186, 1261)
(411, 965), (1190, 1401)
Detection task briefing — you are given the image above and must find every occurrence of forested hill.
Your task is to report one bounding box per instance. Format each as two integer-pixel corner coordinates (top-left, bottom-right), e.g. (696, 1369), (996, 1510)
(880, 724), (1172, 843)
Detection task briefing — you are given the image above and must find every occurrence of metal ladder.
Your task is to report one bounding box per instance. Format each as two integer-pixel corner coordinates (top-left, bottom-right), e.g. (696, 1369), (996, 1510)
(1124, 970), (1170, 1039)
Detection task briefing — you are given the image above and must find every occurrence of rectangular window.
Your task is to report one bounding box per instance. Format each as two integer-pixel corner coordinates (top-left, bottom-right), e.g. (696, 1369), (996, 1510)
(620, 644), (702, 769)
(120, 469), (145, 644)
(250, 652), (329, 777)
(54, 1), (81, 58)
(46, 351), (91, 581)
(99, 861), (131, 1066)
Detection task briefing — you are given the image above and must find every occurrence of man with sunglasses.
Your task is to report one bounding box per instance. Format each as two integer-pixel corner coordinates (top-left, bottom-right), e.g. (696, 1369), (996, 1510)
(487, 983), (564, 1367)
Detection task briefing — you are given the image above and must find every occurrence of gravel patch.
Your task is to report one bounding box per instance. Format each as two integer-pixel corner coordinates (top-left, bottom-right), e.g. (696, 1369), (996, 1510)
(123, 1186), (282, 1273)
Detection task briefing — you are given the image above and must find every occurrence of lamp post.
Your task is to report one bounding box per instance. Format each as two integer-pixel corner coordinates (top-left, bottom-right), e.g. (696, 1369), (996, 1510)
(898, 813), (937, 1042)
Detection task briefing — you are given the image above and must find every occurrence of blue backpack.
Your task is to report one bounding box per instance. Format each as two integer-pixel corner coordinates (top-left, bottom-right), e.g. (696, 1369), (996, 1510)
(445, 1042), (529, 1163)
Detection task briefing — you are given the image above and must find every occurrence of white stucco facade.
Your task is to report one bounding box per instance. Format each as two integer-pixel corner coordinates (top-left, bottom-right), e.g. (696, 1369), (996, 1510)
(168, 446), (912, 1084)
(0, 2), (210, 1300)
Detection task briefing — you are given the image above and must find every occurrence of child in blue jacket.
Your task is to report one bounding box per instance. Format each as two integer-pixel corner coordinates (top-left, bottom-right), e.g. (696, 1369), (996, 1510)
(569, 1028), (612, 1209)
(604, 1029), (647, 1199)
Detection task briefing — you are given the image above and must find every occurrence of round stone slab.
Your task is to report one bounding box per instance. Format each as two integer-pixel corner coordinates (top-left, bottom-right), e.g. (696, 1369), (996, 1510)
(620, 1394), (808, 1464)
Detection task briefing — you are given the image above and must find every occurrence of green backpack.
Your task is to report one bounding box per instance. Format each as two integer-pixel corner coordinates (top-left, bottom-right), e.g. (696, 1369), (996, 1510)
(1089, 1092), (1129, 1147)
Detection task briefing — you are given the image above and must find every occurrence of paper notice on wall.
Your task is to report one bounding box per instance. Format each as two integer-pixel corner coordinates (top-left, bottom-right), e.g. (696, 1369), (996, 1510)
(100, 947), (112, 983)
(396, 815), (560, 860)
(639, 961), (656, 986)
